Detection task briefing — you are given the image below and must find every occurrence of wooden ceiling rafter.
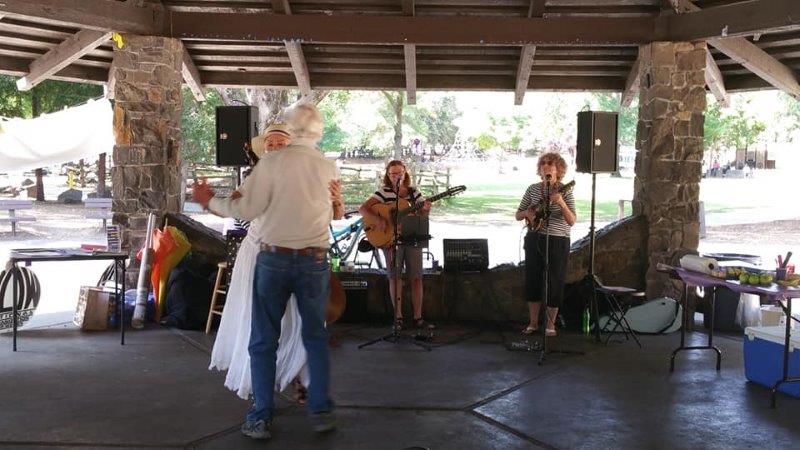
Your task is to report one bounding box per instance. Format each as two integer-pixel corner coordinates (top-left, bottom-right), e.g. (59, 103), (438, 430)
(272, 0), (313, 98)
(181, 42), (206, 101)
(514, 0), (544, 105)
(672, 0), (800, 100)
(704, 47), (730, 107)
(0, 0), (795, 96)
(403, 0), (417, 105)
(16, 28), (110, 91)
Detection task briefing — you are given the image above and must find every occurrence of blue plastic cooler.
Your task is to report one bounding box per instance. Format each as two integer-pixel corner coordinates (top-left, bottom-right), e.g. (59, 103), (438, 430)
(743, 326), (800, 397)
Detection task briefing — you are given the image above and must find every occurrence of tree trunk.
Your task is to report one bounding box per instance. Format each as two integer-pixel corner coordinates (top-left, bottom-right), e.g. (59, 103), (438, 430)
(98, 152), (107, 197)
(31, 90), (45, 202)
(393, 94), (404, 160)
(216, 88), (329, 133)
(79, 159), (86, 187)
(35, 168), (44, 202)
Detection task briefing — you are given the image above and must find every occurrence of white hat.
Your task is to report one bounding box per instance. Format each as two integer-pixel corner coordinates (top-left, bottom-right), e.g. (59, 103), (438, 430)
(250, 123), (291, 158)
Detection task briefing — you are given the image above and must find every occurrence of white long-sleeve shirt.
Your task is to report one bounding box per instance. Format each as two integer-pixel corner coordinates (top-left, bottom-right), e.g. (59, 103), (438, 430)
(208, 138), (340, 249)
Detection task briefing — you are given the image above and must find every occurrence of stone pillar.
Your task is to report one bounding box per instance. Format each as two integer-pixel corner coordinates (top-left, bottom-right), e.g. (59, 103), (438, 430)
(632, 42), (707, 299)
(111, 35), (183, 282)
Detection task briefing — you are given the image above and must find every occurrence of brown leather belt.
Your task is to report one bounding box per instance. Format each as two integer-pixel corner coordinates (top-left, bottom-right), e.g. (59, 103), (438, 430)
(260, 244), (328, 258)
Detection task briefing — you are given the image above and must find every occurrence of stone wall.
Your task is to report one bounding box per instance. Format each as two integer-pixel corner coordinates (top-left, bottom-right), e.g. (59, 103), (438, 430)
(633, 42), (707, 299)
(111, 35), (184, 282)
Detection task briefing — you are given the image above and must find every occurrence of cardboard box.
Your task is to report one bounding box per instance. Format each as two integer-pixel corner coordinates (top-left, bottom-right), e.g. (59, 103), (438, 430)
(743, 326), (800, 397)
(74, 286), (113, 331)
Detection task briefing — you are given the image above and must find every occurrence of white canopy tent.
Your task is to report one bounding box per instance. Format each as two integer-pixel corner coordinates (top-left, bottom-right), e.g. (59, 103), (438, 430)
(0, 99), (113, 173)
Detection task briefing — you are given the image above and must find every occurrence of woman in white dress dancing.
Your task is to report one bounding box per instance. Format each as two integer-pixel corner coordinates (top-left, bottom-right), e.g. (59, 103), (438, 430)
(209, 124), (308, 399)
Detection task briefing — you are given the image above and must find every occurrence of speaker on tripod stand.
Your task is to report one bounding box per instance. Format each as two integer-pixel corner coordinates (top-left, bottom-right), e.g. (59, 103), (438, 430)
(576, 110), (619, 341)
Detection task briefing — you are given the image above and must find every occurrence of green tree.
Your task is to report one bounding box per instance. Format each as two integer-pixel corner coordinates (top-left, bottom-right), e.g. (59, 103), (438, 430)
(587, 92), (637, 147)
(703, 99), (725, 153)
(377, 92), (427, 159)
(722, 100), (766, 152)
(181, 87), (224, 165)
(317, 91), (351, 152)
(415, 95), (461, 160)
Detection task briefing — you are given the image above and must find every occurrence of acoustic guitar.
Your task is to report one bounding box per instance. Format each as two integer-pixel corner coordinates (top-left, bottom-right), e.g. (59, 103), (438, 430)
(525, 180), (575, 232)
(364, 185), (467, 248)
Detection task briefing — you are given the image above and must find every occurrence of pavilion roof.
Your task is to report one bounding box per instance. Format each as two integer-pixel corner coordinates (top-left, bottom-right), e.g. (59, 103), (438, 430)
(0, 0), (798, 104)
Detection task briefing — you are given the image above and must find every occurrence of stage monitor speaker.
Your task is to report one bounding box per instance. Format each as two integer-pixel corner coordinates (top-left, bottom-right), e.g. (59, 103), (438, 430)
(216, 106), (259, 166)
(443, 239), (489, 273)
(576, 111), (619, 173)
(337, 276), (371, 323)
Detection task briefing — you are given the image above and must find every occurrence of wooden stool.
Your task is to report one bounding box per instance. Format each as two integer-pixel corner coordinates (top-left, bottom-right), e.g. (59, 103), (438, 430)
(205, 231), (247, 334)
(205, 261), (230, 334)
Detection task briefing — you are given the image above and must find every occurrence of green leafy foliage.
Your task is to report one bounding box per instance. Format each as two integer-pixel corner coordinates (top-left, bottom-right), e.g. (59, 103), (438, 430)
(0, 74), (102, 119)
(181, 87), (224, 165)
(586, 92), (637, 147)
(317, 91), (351, 152)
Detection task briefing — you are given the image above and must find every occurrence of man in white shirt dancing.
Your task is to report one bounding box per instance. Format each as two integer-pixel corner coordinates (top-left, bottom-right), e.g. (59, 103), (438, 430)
(193, 102), (343, 440)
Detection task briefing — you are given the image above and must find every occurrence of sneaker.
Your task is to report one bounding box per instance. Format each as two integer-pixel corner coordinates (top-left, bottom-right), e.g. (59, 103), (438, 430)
(309, 411), (337, 433)
(241, 419), (271, 440)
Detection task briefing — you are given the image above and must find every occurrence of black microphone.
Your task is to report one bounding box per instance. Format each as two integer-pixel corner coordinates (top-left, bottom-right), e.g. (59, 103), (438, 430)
(545, 174), (552, 181)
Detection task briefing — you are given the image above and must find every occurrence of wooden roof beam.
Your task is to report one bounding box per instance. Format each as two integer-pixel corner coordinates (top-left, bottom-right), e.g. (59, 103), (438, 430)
(16, 29), (110, 91)
(671, 1), (800, 100)
(402, 0), (416, 105)
(181, 44), (205, 102)
(271, 0), (291, 15)
(661, 0), (800, 41)
(620, 53), (640, 107)
(0, 0), (162, 35)
(514, 45), (536, 106)
(401, 0), (414, 16)
(166, 14), (655, 46)
(106, 65), (115, 100)
(514, 0), (545, 105)
(404, 44), (417, 105)
(285, 41), (312, 97)
(271, 0), (312, 98)
(704, 48), (729, 107)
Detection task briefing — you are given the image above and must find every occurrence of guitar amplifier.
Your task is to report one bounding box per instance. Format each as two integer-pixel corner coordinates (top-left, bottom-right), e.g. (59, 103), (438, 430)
(443, 239), (489, 273)
(337, 274), (380, 323)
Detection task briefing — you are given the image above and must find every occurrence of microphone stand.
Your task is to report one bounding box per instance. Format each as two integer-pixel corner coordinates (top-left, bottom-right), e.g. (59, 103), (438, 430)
(538, 175), (584, 365)
(359, 178), (431, 351)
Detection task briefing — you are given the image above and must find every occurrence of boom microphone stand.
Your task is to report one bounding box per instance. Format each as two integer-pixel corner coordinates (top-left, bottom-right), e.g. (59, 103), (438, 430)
(359, 179), (431, 351)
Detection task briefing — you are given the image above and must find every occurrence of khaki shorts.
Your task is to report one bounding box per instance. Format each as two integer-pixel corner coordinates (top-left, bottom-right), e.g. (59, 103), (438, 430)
(382, 245), (423, 278)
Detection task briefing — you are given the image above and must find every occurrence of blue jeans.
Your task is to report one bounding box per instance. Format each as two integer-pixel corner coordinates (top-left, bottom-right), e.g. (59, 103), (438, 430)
(246, 250), (333, 422)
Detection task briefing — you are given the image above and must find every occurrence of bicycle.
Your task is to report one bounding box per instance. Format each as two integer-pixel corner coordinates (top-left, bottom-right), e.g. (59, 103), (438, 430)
(329, 210), (384, 269)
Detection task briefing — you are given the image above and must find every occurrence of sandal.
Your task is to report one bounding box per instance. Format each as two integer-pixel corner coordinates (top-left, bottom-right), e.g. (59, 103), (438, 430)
(545, 328), (557, 337)
(393, 317), (404, 331)
(413, 317), (435, 330)
(291, 378), (307, 405)
(521, 325), (539, 335)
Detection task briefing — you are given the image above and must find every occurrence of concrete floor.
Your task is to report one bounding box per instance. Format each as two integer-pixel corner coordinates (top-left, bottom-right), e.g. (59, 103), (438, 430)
(1, 322), (798, 449)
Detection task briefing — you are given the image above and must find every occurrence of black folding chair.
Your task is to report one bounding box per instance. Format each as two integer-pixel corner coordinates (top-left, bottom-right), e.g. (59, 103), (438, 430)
(597, 284), (645, 348)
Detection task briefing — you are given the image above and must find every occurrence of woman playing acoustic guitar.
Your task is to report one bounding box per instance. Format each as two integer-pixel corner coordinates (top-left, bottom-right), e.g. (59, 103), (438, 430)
(359, 160), (433, 331)
(515, 152), (576, 337)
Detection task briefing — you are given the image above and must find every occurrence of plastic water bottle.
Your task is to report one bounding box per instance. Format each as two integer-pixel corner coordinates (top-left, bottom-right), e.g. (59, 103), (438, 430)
(331, 255), (340, 272)
(582, 307), (591, 335)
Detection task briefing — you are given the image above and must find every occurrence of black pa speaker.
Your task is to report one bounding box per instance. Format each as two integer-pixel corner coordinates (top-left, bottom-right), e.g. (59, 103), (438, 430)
(576, 111), (619, 173)
(216, 106), (259, 166)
